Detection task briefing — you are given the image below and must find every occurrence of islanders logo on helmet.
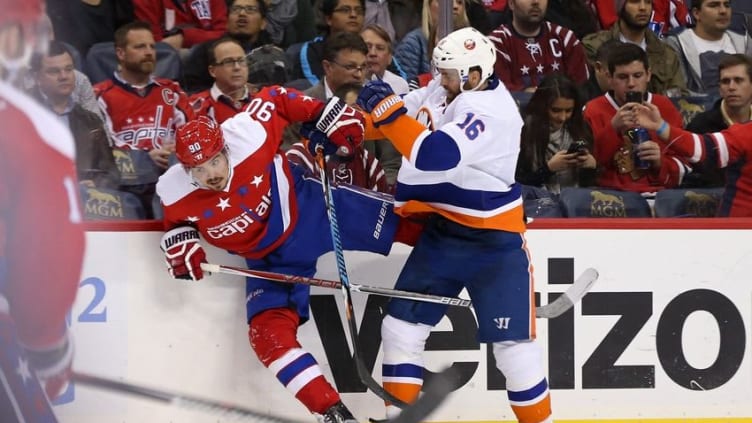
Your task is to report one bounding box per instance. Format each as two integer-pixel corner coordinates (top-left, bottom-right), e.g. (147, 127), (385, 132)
(175, 116), (225, 167)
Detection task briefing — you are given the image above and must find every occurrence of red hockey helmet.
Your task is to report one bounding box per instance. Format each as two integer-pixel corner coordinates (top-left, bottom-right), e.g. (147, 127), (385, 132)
(0, 0), (49, 76)
(175, 116), (226, 167)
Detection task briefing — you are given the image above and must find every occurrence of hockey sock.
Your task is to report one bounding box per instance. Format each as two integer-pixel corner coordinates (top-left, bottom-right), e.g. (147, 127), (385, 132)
(381, 315), (432, 418)
(492, 340), (552, 423)
(249, 308), (340, 414)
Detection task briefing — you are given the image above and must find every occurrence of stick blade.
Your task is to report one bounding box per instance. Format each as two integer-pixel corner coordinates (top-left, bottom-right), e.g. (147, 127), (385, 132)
(387, 366), (458, 423)
(536, 267), (599, 319)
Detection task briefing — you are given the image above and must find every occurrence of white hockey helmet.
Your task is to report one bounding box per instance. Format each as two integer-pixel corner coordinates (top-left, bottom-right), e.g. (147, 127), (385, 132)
(432, 27), (496, 91)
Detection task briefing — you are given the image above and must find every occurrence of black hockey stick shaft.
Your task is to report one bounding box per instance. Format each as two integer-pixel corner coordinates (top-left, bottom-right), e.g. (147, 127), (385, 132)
(71, 372), (305, 423)
(201, 263), (598, 319)
(314, 149), (408, 408)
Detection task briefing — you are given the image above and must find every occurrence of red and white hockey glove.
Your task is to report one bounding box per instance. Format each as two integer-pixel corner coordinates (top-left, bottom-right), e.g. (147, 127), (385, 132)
(160, 226), (207, 281)
(312, 96), (365, 156)
(25, 331), (74, 400)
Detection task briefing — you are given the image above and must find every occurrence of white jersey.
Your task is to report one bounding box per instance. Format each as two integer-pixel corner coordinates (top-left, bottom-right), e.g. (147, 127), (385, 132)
(394, 77), (525, 232)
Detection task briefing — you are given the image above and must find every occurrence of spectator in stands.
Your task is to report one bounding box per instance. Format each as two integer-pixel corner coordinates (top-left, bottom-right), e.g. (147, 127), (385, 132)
(583, 42), (687, 193)
(183, 0), (274, 93)
(492, 0), (599, 40)
(361, 24), (409, 94)
(634, 89), (752, 216)
(581, 39), (623, 102)
(133, 0), (228, 50)
(296, 32), (401, 185)
(583, 0), (686, 96)
(665, 0), (752, 97)
(587, 0), (691, 35)
(286, 82), (389, 191)
(488, 0), (590, 92)
(189, 38), (255, 124)
(683, 54), (752, 187)
(517, 74), (596, 193)
(394, 0), (468, 84)
(30, 41), (120, 190)
(46, 0), (133, 57)
(286, 0), (366, 87)
(95, 21), (193, 218)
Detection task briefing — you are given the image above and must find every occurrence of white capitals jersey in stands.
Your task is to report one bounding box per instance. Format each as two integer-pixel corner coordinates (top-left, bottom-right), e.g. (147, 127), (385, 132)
(395, 77), (526, 233)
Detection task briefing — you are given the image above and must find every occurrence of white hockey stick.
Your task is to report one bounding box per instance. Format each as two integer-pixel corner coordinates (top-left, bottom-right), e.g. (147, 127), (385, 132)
(201, 263), (598, 319)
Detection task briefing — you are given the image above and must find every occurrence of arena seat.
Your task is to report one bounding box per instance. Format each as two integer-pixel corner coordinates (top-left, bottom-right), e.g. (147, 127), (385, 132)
(559, 187), (652, 217)
(84, 41), (182, 84)
(653, 188), (723, 217)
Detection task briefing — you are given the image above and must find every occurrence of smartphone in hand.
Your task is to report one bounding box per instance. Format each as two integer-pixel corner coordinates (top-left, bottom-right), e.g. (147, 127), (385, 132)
(625, 91), (643, 104)
(566, 139), (587, 155)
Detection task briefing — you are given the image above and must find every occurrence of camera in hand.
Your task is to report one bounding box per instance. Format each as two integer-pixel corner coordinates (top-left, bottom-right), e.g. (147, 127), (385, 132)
(566, 139), (587, 155)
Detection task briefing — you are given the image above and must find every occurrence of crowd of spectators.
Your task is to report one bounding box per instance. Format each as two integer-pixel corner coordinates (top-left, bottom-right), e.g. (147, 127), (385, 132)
(30, 0), (752, 219)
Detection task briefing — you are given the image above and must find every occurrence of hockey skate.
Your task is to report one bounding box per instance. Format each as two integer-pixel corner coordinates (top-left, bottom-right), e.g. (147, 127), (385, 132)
(317, 401), (359, 423)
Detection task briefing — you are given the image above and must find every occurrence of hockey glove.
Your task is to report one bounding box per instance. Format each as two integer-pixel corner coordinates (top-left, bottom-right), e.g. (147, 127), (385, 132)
(25, 331), (74, 400)
(311, 96), (365, 156)
(356, 80), (407, 127)
(301, 124), (339, 157)
(160, 226), (207, 281)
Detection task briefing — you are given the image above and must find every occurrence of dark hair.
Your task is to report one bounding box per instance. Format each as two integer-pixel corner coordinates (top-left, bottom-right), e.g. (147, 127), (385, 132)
(718, 53), (752, 81)
(691, 0), (708, 10)
(323, 31), (368, 62)
(114, 21), (152, 48)
(361, 24), (393, 53)
(31, 40), (72, 72)
(595, 39), (625, 64)
(207, 36), (245, 65)
(333, 81), (363, 100)
(607, 42), (649, 74)
(229, 0), (268, 17)
(518, 74), (592, 176)
(321, 0), (365, 17)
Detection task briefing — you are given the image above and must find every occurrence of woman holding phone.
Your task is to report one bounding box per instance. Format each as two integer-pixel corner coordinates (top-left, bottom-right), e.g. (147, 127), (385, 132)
(516, 74), (597, 195)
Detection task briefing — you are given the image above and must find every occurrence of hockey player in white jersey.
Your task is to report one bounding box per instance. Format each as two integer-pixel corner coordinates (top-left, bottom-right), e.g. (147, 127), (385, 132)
(352, 27), (554, 423)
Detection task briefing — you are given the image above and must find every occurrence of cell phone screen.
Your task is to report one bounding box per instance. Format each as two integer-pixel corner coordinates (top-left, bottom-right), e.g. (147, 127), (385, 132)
(625, 91), (643, 104)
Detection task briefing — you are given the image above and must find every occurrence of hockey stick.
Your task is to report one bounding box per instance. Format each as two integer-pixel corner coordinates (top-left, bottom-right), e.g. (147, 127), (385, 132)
(71, 372), (306, 423)
(200, 263), (598, 319)
(314, 148), (409, 408)
(72, 368), (457, 423)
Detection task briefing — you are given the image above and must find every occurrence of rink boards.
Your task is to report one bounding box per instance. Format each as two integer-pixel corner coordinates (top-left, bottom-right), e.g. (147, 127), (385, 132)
(55, 219), (752, 422)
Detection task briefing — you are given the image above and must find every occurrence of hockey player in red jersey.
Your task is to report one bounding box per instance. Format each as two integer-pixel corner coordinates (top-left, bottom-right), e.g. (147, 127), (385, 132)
(156, 89), (405, 422)
(0, 1), (86, 422)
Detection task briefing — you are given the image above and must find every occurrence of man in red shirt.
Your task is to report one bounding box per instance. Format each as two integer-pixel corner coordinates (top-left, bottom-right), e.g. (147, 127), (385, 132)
(134, 0), (228, 49)
(584, 42), (687, 193)
(488, 0), (590, 92)
(0, 1), (85, 421)
(95, 21), (194, 218)
(189, 37), (256, 124)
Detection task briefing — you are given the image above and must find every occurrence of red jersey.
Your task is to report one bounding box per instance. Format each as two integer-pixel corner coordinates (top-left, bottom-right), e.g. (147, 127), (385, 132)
(586, 0), (690, 34)
(286, 142), (388, 193)
(134, 0), (228, 47)
(95, 75), (193, 151)
(189, 84), (253, 124)
(584, 91), (687, 193)
(488, 21), (590, 91)
(156, 87), (325, 259)
(662, 123), (752, 217)
(0, 82), (84, 349)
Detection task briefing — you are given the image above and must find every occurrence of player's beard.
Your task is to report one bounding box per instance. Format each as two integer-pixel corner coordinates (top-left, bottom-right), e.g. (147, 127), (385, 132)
(206, 176), (226, 191)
